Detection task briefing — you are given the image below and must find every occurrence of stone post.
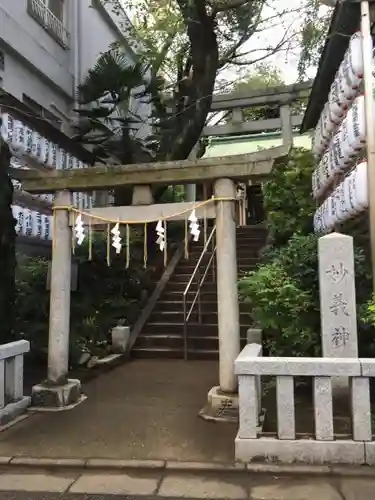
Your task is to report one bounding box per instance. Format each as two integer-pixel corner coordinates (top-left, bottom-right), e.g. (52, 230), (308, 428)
(185, 142), (199, 202)
(215, 178), (240, 394)
(48, 191), (72, 385)
(132, 185), (154, 205)
(318, 233), (358, 394)
(31, 190), (81, 409)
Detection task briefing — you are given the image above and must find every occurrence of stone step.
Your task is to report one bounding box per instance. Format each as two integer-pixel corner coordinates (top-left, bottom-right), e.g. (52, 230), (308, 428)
(188, 246), (263, 258)
(155, 300), (252, 313)
(162, 291), (218, 302)
(132, 336), (250, 359)
(131, 347), (219, 360)
(140, 322), (250, 336)
(177, 258), (260, 272)
(149, 310), (251, 324)
(135, 334), (215, 351)
(166, 281), (217, 292)
(177, 259), (259, 280)
(168, 273), (217, 284)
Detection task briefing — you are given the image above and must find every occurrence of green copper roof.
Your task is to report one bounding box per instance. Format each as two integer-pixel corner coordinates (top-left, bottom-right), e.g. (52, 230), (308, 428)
(203, 132), (311, 158)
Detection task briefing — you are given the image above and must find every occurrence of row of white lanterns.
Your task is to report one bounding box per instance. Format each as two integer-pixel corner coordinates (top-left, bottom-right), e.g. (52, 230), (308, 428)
(1, 112), (89, 170)
(2, 122), (95, 238)
(313, 161), (368, 233)
(312, 94), (367, 199)
(10, 159), (93, 211)
(12, 206), (53, 240)
(313, 32), (367, 159)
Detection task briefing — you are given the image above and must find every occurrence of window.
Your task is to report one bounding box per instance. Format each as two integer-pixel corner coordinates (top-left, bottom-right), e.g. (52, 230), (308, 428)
(27, 0), (69, 47)
(47, 0), (64, 22)
(23, 95), (62, 130)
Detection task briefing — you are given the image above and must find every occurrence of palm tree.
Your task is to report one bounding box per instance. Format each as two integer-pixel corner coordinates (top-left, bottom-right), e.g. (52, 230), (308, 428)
(74, 45), (163, 165)
(73, 46), (169, 251)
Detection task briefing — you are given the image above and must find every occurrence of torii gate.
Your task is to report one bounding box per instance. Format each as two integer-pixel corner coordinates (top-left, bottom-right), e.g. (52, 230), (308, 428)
(12, 145), (289, 410)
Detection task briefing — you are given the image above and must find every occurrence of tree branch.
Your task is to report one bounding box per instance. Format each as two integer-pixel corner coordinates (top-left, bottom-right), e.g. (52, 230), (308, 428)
(159, 0), (218, 160)
(208, 0), (251, 14)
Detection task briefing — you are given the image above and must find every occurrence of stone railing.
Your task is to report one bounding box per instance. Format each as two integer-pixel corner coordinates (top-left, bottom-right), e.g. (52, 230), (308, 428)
(0, 340), (31, 427)
(27, 0), (70, 48)
(235, 344), (375, 465)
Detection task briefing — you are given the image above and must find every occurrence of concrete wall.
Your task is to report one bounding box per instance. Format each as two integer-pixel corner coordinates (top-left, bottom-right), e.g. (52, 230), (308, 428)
(79, 0), (136, 80)
(0, 0), (74, 98)
(0, 47), (72, 122)
(0, 0), (150, 135)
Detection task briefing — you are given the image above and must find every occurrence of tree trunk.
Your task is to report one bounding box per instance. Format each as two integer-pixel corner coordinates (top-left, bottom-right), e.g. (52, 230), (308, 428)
(164, 0), (219, 162)
(0, 138), (16, 343)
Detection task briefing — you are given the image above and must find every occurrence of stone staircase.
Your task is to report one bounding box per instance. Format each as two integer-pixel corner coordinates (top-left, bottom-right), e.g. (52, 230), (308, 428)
(131, 225), (267, 359)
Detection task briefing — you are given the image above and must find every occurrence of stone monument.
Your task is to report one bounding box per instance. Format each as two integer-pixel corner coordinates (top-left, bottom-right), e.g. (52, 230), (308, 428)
(318, 232), (358, 393)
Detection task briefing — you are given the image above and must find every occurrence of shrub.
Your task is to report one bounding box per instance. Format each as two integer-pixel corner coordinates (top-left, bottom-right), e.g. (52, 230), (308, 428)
(264, 148), (316, 245)
(239, 258), (319, 357)
(14, 232), (162, 363)
(239, 148), (372, 357)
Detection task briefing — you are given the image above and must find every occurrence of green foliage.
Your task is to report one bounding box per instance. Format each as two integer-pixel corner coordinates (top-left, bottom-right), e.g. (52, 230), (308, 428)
(232, 64), (307, 122)
(74, 47), (161, 165)
(239, 148), (372, 357)
(95, 0), (330, 166)
(263, 148), (316, 245)
(14, 234), (160, 362)
(298, 1), (331, 80)
(231, 64), (285, 122)
(357, 296), (375, 358)
(239, 256), (319, 357)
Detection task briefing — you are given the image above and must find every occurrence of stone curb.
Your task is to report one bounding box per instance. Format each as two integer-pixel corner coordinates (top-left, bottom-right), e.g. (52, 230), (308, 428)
(1, 456), (375, 477)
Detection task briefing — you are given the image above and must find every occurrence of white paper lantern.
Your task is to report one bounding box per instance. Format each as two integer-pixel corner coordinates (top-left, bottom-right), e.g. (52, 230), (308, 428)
(346, 95), (366, 154)
(313, 206), (321, 233)
(48, 143), (58, 168)
(24, 127), (33, 155)
(12, 121), (25, 156)
(313, 120), (327, 158)
(328, 77), (347, 120)
(31, 131), (42, 161)
(11, 179), (22, 191)
(58, 148), (67, 170)
(1, 113), (14, 143)
(321, 199), (331, 233)
(33, 211), (43, 238)
(347, 32), (366, 89)
(24, 209), (33, 237)
(12, 206), (23, 234)
(40, 137), (50, 165)
(353, 161), (368, 212)
(338, 53), (357, 101)
(78, 193), (84, 210)
(48, 216), (53, 240)
(73, 192), (80, 208)
(67, 154), (75, 170)
(331, 132), (346, 173)
(42, 215), (50, 240)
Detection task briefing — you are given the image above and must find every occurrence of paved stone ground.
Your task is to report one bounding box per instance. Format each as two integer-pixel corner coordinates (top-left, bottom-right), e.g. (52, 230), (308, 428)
(0, 360), (236, 462)
(0, 468), (373, 499)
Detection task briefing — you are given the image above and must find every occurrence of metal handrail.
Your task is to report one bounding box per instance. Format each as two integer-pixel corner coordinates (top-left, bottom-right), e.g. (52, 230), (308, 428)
(182, 225), (216, 360)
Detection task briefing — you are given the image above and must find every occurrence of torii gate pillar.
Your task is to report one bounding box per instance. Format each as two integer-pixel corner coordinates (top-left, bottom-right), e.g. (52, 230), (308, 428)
(202, 178), (240, 418)
(31, 190), (82, 410)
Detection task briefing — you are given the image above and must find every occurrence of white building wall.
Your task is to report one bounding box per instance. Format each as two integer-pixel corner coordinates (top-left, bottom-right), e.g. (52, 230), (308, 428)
(0, 49), (71, 126)
(79, 0), (136, 81)
(0, 0), (150, 138)
(0, 0), (74, 98)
